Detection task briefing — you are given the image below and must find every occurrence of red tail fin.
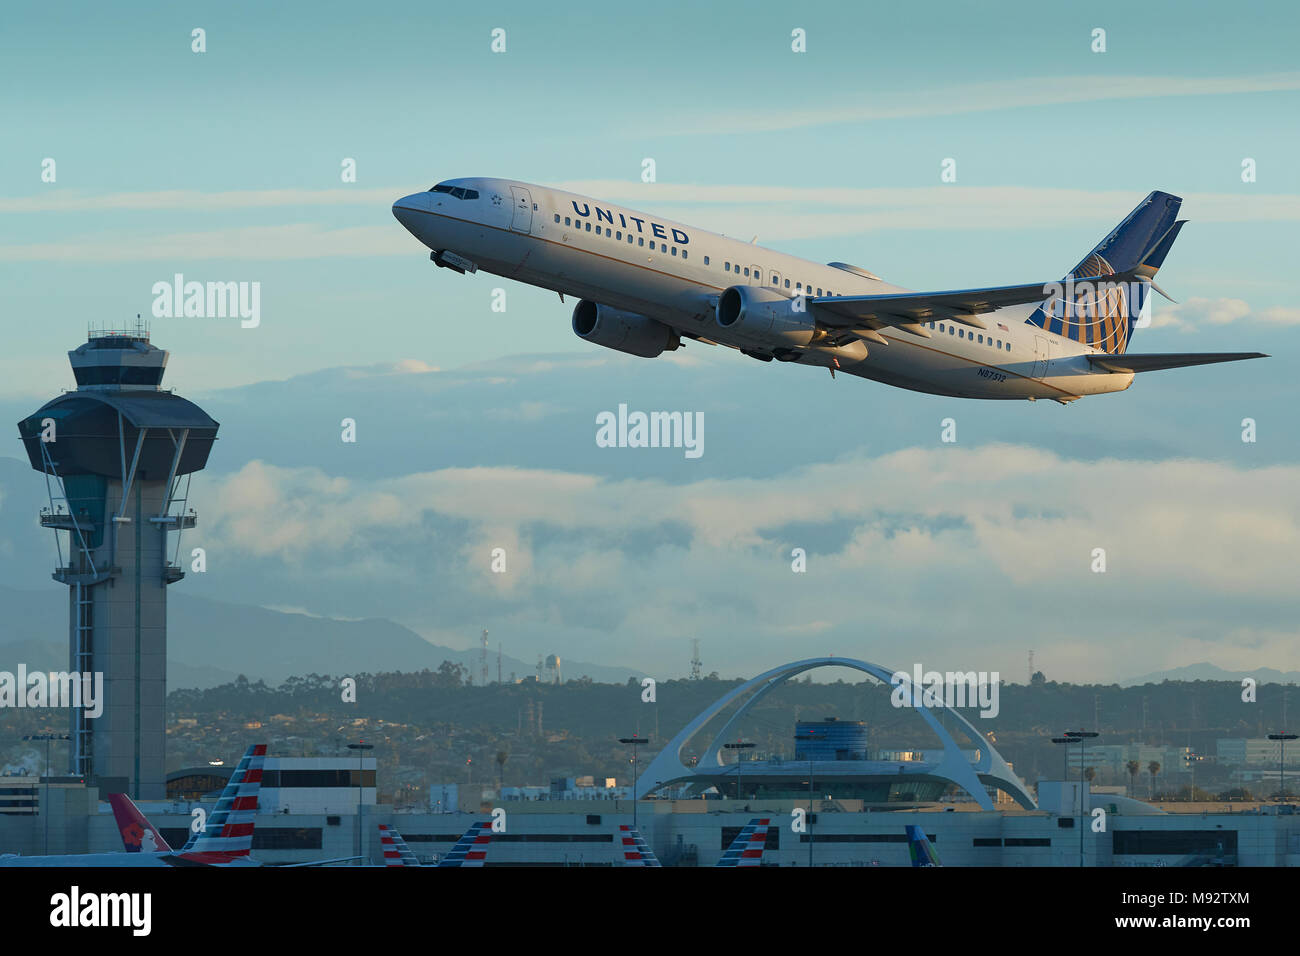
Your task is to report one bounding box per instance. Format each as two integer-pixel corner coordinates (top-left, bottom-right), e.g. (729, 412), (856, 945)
(108, 792), (173, 853)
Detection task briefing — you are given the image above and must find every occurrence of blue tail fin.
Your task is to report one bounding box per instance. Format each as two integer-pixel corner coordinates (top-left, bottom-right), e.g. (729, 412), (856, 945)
(1028, 191), (1183, 354)
(905, 825), (941, 867)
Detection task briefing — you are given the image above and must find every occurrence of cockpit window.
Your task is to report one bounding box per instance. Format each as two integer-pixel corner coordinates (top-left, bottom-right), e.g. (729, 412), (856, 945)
(429, 184), (478, 200)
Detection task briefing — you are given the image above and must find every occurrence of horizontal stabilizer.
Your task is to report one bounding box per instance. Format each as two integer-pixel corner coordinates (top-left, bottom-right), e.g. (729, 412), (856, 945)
(1088, 352), (1268, 374)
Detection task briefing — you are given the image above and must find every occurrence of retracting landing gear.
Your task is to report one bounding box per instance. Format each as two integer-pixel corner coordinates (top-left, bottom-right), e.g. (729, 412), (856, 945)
(431, 250), (477, 274)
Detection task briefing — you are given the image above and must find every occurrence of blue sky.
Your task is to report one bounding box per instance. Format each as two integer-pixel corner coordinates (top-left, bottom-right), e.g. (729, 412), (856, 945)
(0, 0), (1297, 681)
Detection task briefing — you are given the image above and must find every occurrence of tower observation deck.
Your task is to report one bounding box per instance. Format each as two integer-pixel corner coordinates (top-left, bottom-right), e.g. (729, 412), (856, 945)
(15, 324), (219, 798)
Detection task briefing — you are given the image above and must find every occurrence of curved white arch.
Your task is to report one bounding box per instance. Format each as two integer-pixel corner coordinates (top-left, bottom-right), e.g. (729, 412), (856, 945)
(635, 656), (1035, 810)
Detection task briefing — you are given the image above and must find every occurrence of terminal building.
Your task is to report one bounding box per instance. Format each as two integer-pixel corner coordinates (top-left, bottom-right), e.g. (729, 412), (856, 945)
(1, 653), (1296, 866)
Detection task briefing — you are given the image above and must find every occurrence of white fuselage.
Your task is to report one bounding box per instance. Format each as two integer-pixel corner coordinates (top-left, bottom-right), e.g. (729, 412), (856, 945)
(392, 178), (1134, 402)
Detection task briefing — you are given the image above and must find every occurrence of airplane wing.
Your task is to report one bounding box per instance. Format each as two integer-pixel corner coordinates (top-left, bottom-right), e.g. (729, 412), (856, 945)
(271, 857), (363, 867)
(808, 278), (1100, 336)
(1087, 352), (1268, 373)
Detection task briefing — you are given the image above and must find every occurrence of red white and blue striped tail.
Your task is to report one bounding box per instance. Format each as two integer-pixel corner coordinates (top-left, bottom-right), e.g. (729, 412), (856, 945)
(180, 743), (265, 858)
(618, 824), (661, 867)
(436, 820), (492, 867)
(378, 823), (421, 867)
(716, 818), (770, 867)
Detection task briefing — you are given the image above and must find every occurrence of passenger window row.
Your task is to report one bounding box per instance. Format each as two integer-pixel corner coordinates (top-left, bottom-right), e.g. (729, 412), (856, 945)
(548, 210), (868, 296)
(721, 260), (837, 296)
(556, 214), (688, 258)
(928, 320), (1011, 351)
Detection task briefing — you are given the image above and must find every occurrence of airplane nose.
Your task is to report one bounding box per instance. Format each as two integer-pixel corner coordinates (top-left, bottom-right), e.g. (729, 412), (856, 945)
(391, 192), (429, 232)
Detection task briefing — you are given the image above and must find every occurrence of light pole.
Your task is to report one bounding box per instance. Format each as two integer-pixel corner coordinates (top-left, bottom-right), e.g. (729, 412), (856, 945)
(347, 741), (373, 865)
(1268, 733), (1297, 801)
(724, 740), (755, 801)
(808, 757), (815, 868)
(1065, 730), (1098, 867)
(1051, 736), (1073, 782)
(23, 733), (71, 855)
(618, 735), (649, 832)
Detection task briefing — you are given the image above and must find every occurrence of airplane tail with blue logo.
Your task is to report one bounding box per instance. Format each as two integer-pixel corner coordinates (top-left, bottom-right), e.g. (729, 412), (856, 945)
(1028, 190), (1183, 355)
(905, 825), (941, 867)
(717, 818), (770, 867)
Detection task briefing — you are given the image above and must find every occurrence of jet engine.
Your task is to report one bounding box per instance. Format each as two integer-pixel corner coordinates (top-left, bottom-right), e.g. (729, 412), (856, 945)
(715, 285), (816, 350)
(572, 300), (679, 358)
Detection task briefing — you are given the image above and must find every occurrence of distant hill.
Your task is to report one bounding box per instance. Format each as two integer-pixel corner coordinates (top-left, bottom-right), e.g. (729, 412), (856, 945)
(0, 586), (641, 689)
(1121, 662), (1300, 686)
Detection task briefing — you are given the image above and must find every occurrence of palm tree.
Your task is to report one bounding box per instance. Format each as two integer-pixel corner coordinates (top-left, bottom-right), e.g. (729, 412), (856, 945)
(1126, 760), (1140, 797)
(495, 749), (509, 794)
(1148, 761), (1161, 799)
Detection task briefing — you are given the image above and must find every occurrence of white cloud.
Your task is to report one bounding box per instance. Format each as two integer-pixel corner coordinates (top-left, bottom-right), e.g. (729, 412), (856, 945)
(1149, 297), (1300, 330)
(189, 447), (1300, 680)
(0, 187), (406, 214)
(5, 182), (1299, 260)
(0, 224), (407, 262)
(201, 448), (1300, 597)
(653, 72), (1300, 135)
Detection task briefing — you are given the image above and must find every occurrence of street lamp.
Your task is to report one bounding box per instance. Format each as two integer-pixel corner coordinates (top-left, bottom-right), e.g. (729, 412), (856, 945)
(724, 740), (755, 801)
(618, 735), (649, 832)
(22, 733), (71, 855)
(1268, 733), (1297, 801)
(1183, 750), (1200, 801)
(1050, 736), (1074, 782)
(347, 741), (373, 865)
(1065, 730), (1098, 867)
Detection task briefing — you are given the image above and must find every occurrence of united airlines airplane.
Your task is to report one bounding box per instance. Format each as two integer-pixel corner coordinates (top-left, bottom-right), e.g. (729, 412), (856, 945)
(392, 180), (1266, 403)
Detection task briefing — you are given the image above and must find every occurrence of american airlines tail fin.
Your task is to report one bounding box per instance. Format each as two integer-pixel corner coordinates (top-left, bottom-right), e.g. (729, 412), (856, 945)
(378, 824), (421, 867)
(717, 818), (770, 867)
(181, 743), (265, 858)
(905, 825), (941, 867)
(437, 820), (492, 867)
(618, 824), (662, 866)
(1029, 191), (1183, 354)
(108, 792), (172, 853)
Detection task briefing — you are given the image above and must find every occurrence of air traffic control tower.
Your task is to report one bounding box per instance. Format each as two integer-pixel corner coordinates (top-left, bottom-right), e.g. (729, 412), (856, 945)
(16, 326), (219, 798)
